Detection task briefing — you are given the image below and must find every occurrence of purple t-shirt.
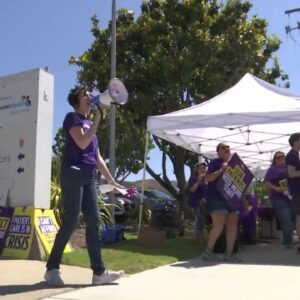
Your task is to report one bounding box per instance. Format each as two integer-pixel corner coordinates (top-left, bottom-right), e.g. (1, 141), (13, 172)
(205, 158), (223, 198)
(264, 164), (289, 200)
(286, 148), (300, 196)
(187, 175), (206, 207)
(62, 112), (98, 170)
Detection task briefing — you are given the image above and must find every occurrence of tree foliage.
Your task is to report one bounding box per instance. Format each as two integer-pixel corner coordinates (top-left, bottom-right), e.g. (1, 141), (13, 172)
(68, 0), (288, 211)
(52, 128), (66, 158)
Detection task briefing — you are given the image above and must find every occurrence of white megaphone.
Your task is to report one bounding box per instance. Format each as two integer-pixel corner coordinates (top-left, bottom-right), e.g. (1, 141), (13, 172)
(89, 78), (128, 108)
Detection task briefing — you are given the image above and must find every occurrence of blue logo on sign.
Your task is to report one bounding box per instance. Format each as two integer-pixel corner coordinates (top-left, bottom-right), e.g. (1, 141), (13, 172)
(0, 95), (32, 114)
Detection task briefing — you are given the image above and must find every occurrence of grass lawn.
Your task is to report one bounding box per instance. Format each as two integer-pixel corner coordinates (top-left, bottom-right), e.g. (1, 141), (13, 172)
(61, 230), (206, 274)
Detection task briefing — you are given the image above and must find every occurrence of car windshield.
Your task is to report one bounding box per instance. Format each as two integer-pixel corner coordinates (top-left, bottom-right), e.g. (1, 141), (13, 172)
(133, 191), (149, 200)
(144, 190), (173, 200)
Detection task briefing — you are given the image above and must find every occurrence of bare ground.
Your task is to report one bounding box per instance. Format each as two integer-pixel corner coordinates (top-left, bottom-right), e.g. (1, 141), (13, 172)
(69, 227), (86, 249)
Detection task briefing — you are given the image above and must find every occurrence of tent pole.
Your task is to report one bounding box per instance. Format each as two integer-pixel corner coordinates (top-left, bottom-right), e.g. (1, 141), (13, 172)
(198, 144), (202, 163)
(138, 131), (149, 232)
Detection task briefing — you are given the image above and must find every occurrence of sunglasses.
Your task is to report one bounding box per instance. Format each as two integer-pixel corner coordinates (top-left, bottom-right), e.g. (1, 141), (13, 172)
(220, 145), (230, 150)
(275, 155), (285, 160)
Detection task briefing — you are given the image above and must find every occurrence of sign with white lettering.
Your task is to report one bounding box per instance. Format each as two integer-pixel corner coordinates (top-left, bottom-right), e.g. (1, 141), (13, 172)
(1, 207), (72, 258)
(217, 153), (254, 209)
(34, 209), (71, 254)
(2, 207), (34, 258)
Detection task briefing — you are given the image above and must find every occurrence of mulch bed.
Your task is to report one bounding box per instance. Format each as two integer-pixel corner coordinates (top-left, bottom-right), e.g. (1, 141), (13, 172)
(70, 227), (86, 249)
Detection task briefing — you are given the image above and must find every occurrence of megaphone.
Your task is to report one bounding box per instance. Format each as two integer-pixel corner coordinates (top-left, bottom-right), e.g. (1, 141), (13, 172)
(89, 78), (128, 108)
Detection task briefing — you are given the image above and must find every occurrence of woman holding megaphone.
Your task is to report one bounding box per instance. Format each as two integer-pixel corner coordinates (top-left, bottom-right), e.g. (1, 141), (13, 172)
(45, 85), (125, 286)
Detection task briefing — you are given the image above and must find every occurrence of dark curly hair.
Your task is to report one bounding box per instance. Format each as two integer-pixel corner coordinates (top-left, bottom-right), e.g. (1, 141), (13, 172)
(271, 151), (285, 166)
(67, 85), (87, 108)
(288, 132), (300, 147)
(216, 142), (230, 152)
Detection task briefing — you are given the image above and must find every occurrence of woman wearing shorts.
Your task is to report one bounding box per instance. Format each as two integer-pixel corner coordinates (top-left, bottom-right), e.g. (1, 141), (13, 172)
(202, 143), (240, 262)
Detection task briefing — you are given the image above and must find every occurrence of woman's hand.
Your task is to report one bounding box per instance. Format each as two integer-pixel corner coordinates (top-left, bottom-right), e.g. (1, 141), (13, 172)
(109, 180), (125, 190)
(222, 162), (228, 170)
(197, 172), (205, 182)
(274, 186), (284, 193)
(217, 162), (228, 176)
(97, 104), (108, 119)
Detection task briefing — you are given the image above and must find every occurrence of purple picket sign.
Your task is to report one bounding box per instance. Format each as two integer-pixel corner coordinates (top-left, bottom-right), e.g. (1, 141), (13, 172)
(0, 206), (14, 253)
(216, 153), (254, 209)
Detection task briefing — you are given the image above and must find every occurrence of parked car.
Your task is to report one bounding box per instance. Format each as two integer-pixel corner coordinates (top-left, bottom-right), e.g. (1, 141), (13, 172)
(138, 189), (180, 228)
(114, 191), (154, 208)
(100, 193), (133, 223)
(142, 189), (175, 202)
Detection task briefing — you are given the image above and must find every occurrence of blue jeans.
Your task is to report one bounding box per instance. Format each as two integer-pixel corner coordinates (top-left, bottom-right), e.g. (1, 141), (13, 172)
(206, 195), (238, 214)
(270, 196), (294, 245)
(46, 167), (105, 275)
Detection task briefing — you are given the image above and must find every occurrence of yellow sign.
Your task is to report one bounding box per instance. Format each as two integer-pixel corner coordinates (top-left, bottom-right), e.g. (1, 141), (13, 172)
(0, 217), (10, 231)
(2, 207), (34, 259)
(279, 179), (288, 191)
(225, 165), (246, 192)
(34, 209), (72, 254)
(1, 207), (72, 259)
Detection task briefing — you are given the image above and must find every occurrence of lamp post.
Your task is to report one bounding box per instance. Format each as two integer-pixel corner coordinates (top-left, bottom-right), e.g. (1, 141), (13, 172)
(109, 0), (117, 220)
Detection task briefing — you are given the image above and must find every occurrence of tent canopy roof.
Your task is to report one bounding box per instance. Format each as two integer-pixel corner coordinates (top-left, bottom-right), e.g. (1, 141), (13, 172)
(147, 73), (300, 171)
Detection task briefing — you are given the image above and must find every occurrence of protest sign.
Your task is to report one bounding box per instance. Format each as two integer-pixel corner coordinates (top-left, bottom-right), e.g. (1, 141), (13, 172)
(1, 207), (72, 259)
(0, 206), (14, 254)
(2, 207), (34, 258)
(34, 209), (71, 255)
(217, 153), (254, 209)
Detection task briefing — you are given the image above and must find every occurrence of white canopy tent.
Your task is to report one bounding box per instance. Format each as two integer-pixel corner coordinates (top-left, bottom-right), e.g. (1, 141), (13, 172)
(138, 73), (300, 230)
(147, 73), (300, 171)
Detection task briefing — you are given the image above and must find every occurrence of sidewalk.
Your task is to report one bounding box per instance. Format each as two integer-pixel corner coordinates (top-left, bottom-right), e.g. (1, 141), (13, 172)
(1, 239), (300, 300)
(0, 259), (93, 300)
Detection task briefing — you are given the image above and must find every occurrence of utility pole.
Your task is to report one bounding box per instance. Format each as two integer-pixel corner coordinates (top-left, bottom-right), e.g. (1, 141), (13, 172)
(109, 0), (117, 221)
(285, 7), (300, 35)
(285, 8), (300, 15)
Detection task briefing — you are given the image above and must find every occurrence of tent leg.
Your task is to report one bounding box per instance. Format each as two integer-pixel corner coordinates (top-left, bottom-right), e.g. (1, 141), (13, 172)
(138, 132), (149, 232)
(198, 144), (202, 163)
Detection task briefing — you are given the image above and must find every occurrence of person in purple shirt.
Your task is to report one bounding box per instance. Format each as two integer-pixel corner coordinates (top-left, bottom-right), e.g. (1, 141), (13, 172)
(187, 163), (207, 241)
(264, 151), (294, 248)
(45, 86), (124, 286)
(286, 132), (300, 254)
(201, 143), (240, 262)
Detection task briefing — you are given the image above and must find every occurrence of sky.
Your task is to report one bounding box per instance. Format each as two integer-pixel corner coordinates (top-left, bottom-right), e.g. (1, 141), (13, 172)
(1, 0), (300, 181)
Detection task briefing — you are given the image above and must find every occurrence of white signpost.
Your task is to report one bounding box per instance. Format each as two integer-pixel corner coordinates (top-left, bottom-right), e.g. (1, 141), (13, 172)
(0, 69), (54, 208)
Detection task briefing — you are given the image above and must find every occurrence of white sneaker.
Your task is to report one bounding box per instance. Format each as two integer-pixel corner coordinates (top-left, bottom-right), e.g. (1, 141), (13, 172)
(201, 249), (221, 262)
(223, 252), (242, 263)
(92, 270), (124, 285)
(44, 269), (64, 287)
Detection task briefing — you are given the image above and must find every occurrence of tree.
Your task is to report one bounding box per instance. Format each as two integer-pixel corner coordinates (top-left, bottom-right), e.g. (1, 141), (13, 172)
(52, 127), (66, 159)
(69, 0), (288, 217)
